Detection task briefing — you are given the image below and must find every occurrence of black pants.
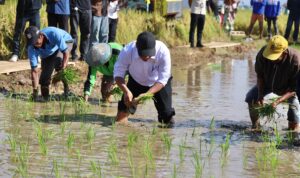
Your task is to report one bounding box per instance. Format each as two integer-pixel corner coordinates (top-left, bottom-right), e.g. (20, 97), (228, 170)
(266, 17), (278, 37)
(108, 18), (118, 42)
(70, 9), (92, 59)
(189, 13), (205, 46)
(118, 75), (175, 123)
(12, 10), (40, 56)
(284, 11), (300, 42)
(47, 13), (69, 32)
(39, 43), (73, 87)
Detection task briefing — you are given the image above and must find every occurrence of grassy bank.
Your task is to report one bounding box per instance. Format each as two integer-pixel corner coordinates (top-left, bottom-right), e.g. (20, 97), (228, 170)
(0, 2), (229, 60)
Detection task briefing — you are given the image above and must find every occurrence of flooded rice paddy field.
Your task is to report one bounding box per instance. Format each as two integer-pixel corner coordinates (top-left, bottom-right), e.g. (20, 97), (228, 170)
(1, 58), (300, 177)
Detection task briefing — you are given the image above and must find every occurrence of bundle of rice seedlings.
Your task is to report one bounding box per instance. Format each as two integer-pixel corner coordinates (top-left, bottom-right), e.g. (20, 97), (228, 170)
(52, 67), (79, 85)
(254, 103), (278, 122)
(136, 93), (154, 104)
(110, 86), (123, 100)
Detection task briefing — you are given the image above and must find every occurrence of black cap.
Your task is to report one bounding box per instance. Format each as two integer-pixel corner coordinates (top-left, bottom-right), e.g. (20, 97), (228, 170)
(136, 31), (156, 57)
(24, 26), (40, 46)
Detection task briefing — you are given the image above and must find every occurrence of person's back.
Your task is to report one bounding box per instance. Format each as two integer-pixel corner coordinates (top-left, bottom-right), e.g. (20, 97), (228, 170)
(250, 0), (266, 15)
(46, 0), (70, 32)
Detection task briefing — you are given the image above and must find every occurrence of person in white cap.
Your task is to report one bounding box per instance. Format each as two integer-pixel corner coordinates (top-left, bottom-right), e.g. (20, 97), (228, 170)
(245, 35), (300, 131)
(84, 42), (123, 102)
(113, 31), (175, 126)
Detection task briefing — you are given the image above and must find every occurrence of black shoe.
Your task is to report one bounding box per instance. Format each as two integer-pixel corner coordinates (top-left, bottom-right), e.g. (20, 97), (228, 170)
(71, 55), (79, 61)
(196, 43), (204, 48)
(190, 43), (194, 48)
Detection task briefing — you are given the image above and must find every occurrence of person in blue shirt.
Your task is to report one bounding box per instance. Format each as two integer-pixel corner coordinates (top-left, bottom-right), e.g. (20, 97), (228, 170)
(46, 0), (70, 32)
(264, 0), (280, 40)
(246, 0), (267, 39)
(24, 26), (73, 100)
(9, 0), (42, 62)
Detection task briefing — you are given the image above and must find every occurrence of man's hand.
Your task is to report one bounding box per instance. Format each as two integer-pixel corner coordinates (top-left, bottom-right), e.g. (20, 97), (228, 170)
(124, 90), (133, 107)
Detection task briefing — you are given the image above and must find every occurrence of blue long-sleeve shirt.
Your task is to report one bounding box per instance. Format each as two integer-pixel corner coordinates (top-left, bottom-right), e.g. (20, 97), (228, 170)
(46, 0), (70, 15)
(28, 27), (73, 69)
(251, 0), (267, 15)
(264, 0), (280, 18)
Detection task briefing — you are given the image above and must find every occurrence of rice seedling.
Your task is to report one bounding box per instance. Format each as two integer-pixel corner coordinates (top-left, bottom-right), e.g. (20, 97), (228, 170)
(144, 163), (149, 178)
(127, 132), (138, 150)
(210, 117), (215, 130)
(86, 126), (96, 148)
(220, 133), (231, 167)
(110, 86), (123, 100)
(7, 134), (17, 154)
(274, 125), (283, 146)
(192, 151), (203, 178)
(179, 135), (187, 163)
(127, 148), (135, 178)
(90, 160), (102, 177)
(34, 121), (48, 156)
(192, 127), (196, 137)
(243, 153), (248, 169)
(52, 159), (61, 178)
(108, 141), (119, 165)
(15, 142), (29, 177)
(143, 139), (154, 167)
(207, 134), (216, 158)
(67, 132), (75, 150)
(151, 124), (157, 135)
(60, 122), (67, 136)
(160, 132), (172, 154)
(172, 163), (177, 178)
(286, 131), (295, 146)
(52, 67), (79, 85)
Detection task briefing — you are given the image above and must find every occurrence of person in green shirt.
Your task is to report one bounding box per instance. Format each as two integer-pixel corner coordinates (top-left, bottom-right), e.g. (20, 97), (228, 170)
(84, 42), (123, 102)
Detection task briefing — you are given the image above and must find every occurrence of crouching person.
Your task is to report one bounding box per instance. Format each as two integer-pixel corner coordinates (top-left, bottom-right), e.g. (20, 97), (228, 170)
(245, 35), (300, 131)
(113, 31), (176, 126)
(25, 26), (73, 100)
(84, 42), (123, 102)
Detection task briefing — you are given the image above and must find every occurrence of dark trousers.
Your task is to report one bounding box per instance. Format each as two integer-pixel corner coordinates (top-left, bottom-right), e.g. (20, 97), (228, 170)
(284, 11), (300, 42)
(189, 13), (205, 46)
(266, 17), (278, 37)
(70, 9), (92, 59)
(12, 10), (40, 56)
(118, 75), (175, 123)
(47, 13), (69, 32)
(108, 18), (118, 42)
(39, 43), (73, 87)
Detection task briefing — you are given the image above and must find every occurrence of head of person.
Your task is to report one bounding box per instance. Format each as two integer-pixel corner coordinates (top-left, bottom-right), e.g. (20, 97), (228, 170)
(263, 35), (288, 62)
(136, 31), (156, 61)
(86, 43), (112, 66)
(24, 26), (44, 48)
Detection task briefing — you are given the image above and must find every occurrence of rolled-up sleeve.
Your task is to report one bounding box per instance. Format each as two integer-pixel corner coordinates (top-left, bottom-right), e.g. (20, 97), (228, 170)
(28, 46), (39, 69)
(113, 46), (130, 79)
(157, 46), (171, 86)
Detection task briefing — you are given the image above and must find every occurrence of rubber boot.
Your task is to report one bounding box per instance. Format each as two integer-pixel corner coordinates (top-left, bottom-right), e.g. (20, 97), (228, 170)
(41, 86), (50, 101)
(248, 103), (260, 129)
(288, 122), (300, 132)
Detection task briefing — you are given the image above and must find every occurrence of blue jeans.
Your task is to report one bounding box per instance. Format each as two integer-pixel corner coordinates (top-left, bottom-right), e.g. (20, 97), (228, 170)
(245, 86), (300, 123)
(12, 10), (40, 56)
(90, 15), (109, 46)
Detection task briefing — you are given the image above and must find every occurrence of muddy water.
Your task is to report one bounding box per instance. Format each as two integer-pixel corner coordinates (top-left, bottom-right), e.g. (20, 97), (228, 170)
(1, 58), (300, 177)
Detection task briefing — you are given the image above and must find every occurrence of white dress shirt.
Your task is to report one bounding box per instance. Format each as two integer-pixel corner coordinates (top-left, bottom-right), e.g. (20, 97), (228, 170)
(114, 40), (171, 87)
(191, 0), (207, 15)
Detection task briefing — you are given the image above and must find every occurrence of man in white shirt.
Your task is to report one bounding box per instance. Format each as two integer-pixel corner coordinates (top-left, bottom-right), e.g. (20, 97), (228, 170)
(114, 31), (175, 126)
(189, 0), (207, 48)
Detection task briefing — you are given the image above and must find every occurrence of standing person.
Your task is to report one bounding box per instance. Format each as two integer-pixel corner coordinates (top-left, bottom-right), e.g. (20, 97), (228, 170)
(90, 0), (109, 46)
(70, 0), (92, 61)
(245, 35), (300, 131)
(223, 0), (239, 32)
(108, 0), (126, 42)
(264, 0), (280, 40)
(9, 0), (42, 62)
(246, 0), (267, 40)
(84, 42), (123, 102)
(46, 0), (70, 32)
(24, 26), (73, 101)
(189, 0), (207, 48)
(284, 0), (300, 44)
(113, 31), (175, 125)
